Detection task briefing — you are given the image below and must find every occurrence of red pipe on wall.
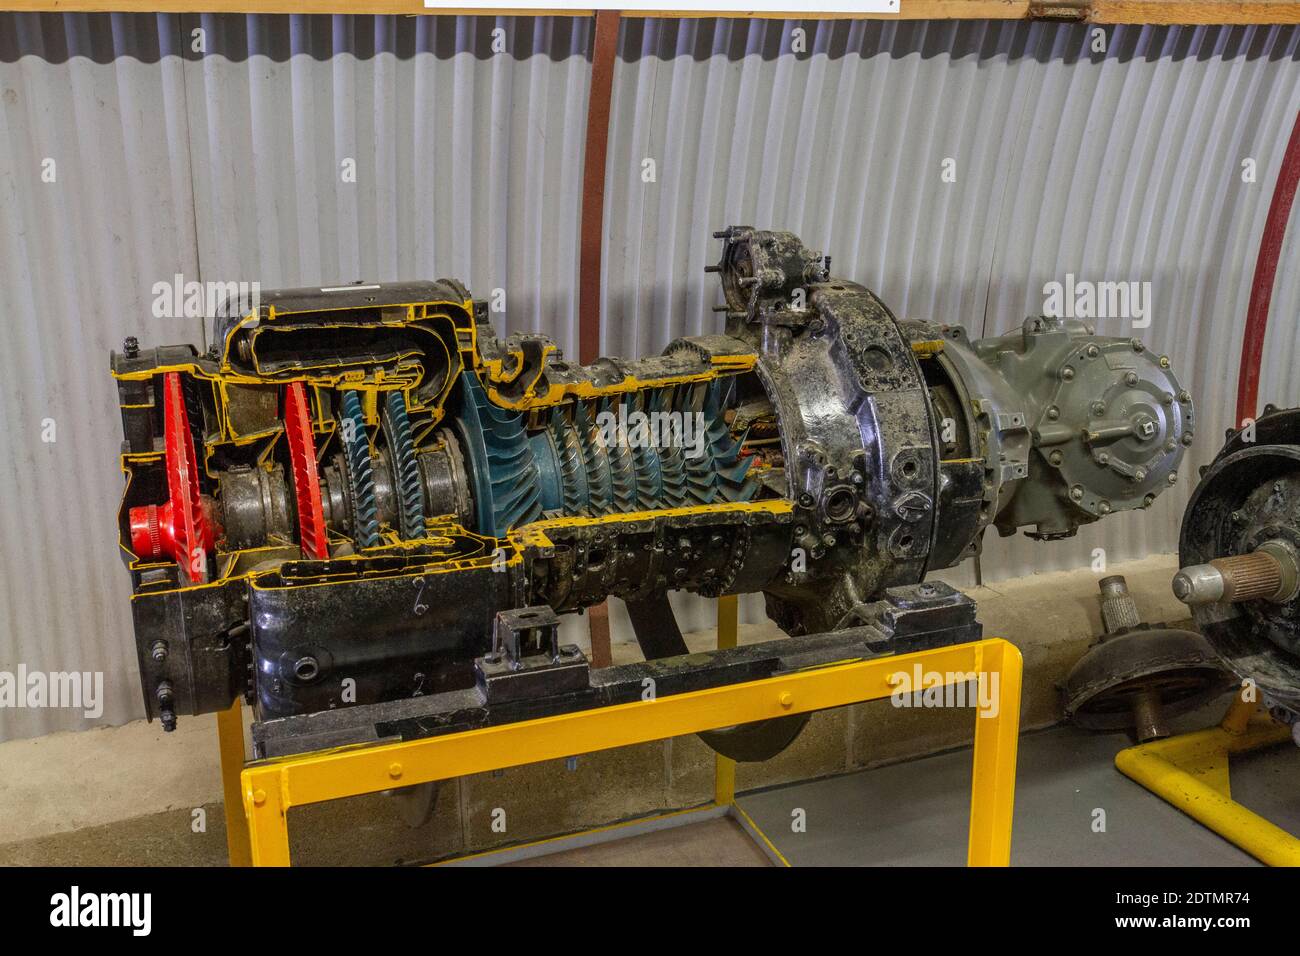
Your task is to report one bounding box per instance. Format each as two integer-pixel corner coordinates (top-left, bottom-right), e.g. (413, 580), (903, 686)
(1236, 109), (1300, 426)
(578, 11), (621, 669)
(578, 9), (621, 367)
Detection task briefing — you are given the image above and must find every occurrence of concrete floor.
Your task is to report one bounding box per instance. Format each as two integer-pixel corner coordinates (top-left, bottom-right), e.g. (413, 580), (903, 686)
(507, 817), (772, 867)
(514, 706), (1300, 866)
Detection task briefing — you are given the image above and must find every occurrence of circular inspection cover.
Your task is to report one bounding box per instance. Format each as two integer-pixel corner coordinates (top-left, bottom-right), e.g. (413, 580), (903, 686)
(1062, 626), (1232, 733)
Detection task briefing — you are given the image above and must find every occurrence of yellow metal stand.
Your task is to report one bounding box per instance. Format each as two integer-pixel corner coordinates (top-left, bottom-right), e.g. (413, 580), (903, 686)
(220, 601), (1022, 867)
(1115, 688), (1300, 866)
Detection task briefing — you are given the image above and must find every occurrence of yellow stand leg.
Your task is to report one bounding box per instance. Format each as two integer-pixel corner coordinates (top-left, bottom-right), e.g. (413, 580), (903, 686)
(1116, 686), (1300, 866)
(714, 594), (738, 807)
(966, 640), (1022, 866)
(216, 698), (252, 867)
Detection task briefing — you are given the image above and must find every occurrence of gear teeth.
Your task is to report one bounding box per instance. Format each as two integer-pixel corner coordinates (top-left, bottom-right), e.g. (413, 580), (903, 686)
(339, 389), (380, 548)
(703, 377), (758, 502)
(575, 400), (614, 515)
(457, 372), (543, 536)
(553, 408), (590, 515)
(383, 390), (426, 540)
(601, 397), (639, 513)
(652, 387), (689, 509)
(628, 392), (664, 510)
(678, 383), (721, 504)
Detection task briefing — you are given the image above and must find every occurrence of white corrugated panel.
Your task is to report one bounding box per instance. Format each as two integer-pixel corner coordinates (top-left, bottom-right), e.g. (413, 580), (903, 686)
(0, 14), (201, 740)
(601, 18), (1300, 589)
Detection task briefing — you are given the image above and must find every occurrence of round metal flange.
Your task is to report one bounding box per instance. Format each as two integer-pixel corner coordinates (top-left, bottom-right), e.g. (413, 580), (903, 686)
(1062, 626), (1233, 739)
(698, 715), (811, 762)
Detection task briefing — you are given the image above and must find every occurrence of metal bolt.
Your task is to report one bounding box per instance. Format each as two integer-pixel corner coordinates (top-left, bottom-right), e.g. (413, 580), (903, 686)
(779, 692), (794, 709)
(1098, 501), (1112, 515)
(1182, 433), (1194, 446)
(1091, 401), (1106, 416)
(1131, 338), (1145, 352)
(1098, 453), (1110, 466)
(388, 763), (403, 779)
(122, 336), (140, 358)
(1085, 344), (1099, 358)
(1049, 450), (1063, 466)
(1124, 371), (1139, 387)
(1164, 440), (1177, 453)
(1167, 472), (1178, 485)
(1133, 468), (1147, 482)
(1159, 355), (1171, 369)
(1061, 366), (1076, 381)
(1046, 406), (1060, 421)
(150, 640), (168, 663)
(1070, 485), (1085, 501)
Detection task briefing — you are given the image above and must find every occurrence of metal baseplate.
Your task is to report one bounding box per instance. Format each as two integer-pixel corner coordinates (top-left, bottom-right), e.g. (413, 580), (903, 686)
(218, 602), (1022, 867)
(1115, 687), (1300, 866)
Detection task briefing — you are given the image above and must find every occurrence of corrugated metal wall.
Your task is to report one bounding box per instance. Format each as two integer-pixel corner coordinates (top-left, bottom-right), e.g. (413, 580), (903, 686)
(1, 14), (1297, 739)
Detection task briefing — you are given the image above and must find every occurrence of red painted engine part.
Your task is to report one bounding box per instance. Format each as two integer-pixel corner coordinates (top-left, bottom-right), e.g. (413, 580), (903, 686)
(128, 372), (213, 583)
(284, 380), (329, 559)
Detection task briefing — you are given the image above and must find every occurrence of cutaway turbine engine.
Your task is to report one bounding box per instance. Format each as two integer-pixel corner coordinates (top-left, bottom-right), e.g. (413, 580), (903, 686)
(111, 228), (1191, 760)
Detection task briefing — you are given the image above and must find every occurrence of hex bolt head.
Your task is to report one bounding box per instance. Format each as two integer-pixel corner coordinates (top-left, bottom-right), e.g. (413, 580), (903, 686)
(1159, 355), (1171, 368)
(1131, 338), (1145, 352)
(1182, 433), (1194, 446)
(1178, 390), (1192, 403)
(1069, 485), (1085, 501)
(1061, 366), (1076, 381)
(1046, 406), (1060, 421)
(1091, 401), (1106, 416)
(1085, 344), (1100, 358)
(1098, 500), (1113, 515)
(1124, 371), (1139, 387)
(1133, 468), (1147, 482)
(1167, 472), (1178, 485)
(1049, 450), (1063, 466)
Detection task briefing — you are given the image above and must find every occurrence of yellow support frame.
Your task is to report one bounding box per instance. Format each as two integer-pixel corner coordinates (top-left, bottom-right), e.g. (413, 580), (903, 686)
(1115, 688), (1300, 866)
(220, 619), (1022, 867)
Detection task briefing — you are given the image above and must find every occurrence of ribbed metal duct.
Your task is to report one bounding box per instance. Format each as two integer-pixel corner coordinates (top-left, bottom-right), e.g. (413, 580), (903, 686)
(1, 14), (1297, 739)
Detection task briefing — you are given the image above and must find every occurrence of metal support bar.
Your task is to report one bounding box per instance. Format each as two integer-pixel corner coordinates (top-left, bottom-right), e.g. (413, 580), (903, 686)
(235, 637), (1022, 866)
(715, 595), (739, 806)
(1115, 687), (1300, 867)
(216, 698), (252, 867)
